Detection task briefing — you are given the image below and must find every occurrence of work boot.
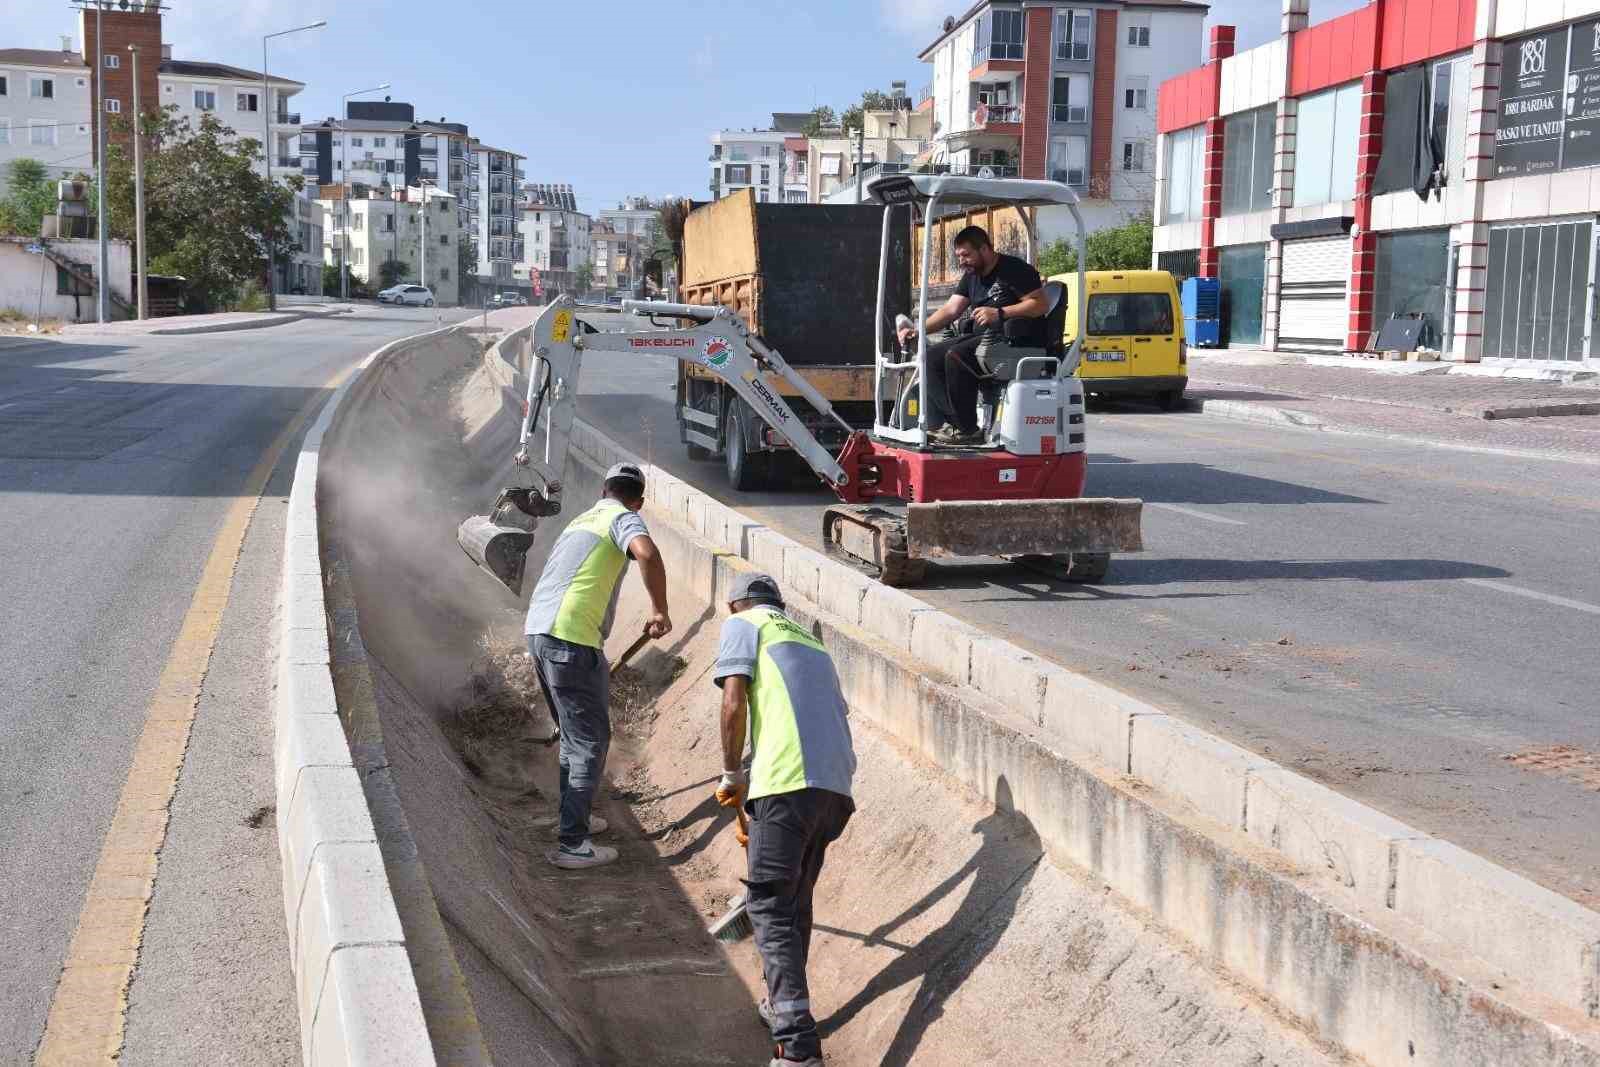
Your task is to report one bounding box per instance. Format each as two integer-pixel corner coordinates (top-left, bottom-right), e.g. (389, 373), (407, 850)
(756, 995), (773, 1029)
(531, 813), (609, 836)
(768, 1047), (823, 1066)
(547, 839), (619, 869)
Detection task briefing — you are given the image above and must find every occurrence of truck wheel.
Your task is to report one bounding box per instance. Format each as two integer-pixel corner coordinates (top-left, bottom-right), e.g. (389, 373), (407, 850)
(686, 442), (715, 462)
(725, 409), (769, 491)
(1157, 389), (1185, 412)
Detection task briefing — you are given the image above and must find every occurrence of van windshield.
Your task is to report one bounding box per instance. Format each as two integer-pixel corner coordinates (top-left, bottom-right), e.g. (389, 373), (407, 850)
(1086, 292), (1173, 336)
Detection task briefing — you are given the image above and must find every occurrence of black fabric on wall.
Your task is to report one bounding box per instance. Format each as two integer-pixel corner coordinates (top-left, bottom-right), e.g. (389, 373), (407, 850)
(1372, 67), (1434, 200)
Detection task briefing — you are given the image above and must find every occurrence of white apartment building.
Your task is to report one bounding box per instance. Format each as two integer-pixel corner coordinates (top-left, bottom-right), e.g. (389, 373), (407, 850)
(812, 106), (934, 203)
(0, 46), (93, 187)
(285, 192), (326, 296)
(597, 199), (657, 239)
(518, 184), (590, 299)
(472, 141), (524, 291)
(709, 129), (789, 201)
(156, 58), (304, 185)
(320, 185), (459, 305)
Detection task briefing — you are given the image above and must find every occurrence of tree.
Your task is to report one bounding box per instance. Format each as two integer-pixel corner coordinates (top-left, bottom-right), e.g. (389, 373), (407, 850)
(841, 89), (897, 133)
(322, 263), (348, 296)
(0, 159), (61, 238)
(574, 261), (594, 294)
(801, 106), (837, 136)
(103, 107), (300, 311)
(457, 234), (478, 299)
(378, 257), (407, 289)
(1037, 213), (1154, 276)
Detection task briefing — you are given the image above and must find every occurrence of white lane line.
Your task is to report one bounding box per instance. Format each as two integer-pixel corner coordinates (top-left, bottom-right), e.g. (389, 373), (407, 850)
(1148, 501), (1248, 526)
(1463, 578), (1600, 616)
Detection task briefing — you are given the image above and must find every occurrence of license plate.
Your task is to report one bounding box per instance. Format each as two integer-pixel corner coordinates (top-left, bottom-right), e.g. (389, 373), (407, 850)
(1084, 350), (1126, 362)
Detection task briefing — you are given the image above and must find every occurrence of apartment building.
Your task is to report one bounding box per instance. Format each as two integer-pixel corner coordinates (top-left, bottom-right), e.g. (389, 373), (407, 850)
(1152, 0), (1600, 366)
(286, 193), (327, 296)
(298, 103), (473, 230)
(590, 222), (642, 294)
(472, 141), (524, 292)
(812, 105), (935, 204)
(319, 185), (460, 305)
(917, 1), (1206, 233)
(518, 183), (591, 298)
(597, 198), (657, 239)
(709, 128), (789, 201)
(0, 46), (93, 186)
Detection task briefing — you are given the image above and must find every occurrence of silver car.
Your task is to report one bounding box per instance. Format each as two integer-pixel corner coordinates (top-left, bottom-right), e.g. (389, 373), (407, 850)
(379, 284), (435, 307)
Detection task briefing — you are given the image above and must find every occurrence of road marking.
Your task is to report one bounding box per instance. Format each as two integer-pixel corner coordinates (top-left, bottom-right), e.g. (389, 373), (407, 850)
(1462, 578), (1600, 617)
(34, 366), (353, 1065)
(1148, 501), (1247, 526)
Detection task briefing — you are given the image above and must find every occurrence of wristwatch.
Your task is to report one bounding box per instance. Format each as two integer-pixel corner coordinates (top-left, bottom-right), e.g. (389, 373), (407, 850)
(997, 305), (1006, 322)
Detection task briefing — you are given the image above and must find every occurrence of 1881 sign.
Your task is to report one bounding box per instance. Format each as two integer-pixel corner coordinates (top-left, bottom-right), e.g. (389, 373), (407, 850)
(1495, 27), (1567, 177)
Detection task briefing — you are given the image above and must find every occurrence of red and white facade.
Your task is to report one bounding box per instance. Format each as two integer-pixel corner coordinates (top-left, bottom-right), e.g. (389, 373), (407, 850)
(1155, 0), (1600, 365)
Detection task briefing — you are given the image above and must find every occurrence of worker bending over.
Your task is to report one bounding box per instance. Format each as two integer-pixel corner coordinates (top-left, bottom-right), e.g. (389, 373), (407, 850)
(525, 462), (671, 870)
(895, 224), (1049, 445)
(713, 574), (856, 1067)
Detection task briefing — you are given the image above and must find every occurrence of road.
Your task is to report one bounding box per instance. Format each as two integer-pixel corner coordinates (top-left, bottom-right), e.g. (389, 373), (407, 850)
(569, 313), (1600, 911)
(0, 307), (469, 1062)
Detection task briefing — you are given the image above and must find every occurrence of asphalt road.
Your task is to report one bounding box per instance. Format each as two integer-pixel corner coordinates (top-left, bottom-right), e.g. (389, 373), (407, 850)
(0, 306), (469, 1062)
(568, 312), (1600, 911)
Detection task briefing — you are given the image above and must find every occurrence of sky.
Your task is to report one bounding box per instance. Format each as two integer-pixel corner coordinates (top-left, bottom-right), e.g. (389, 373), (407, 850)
(11, 1), (1367, 214)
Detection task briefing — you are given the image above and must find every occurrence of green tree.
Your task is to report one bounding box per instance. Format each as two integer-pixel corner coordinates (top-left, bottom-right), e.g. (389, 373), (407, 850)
(378, 257), (407, 289)
(574, 261), (594, 294)
(841, 89), (897, 133)
(322, 263), (347, 296)
(457, 233), (478, 298)
(1037, 214), (1154, 276)
(801, 106), (837, 136)
(0, 159), (61, 237)
(103, 107), (301, 311)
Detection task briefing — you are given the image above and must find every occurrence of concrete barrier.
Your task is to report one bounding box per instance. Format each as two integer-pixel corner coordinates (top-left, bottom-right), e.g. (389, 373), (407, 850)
(273, 327), (463, 1066)
(567, 420), (1600, 1067)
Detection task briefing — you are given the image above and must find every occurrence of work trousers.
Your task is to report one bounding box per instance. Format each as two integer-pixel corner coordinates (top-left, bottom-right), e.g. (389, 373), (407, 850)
(529, 634), (610, 849)
(922, 329), (989, 435)
(745, 787), (854, 1060)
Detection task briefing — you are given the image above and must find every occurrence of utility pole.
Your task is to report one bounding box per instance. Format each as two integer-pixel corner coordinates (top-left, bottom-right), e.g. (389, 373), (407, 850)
(129, 44), (147, 320)
(94, 0), (108, 323)
(855, 120), (866, 205)
(262, 21), (327, 312)
(340, 83), (390, 301)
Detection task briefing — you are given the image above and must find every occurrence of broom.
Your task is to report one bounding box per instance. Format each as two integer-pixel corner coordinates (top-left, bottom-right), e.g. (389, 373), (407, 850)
(708, 808), (754, 943)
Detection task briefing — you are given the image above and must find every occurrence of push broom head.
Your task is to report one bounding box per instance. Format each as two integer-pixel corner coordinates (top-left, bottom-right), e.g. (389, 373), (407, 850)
(709, 894), (754, 943)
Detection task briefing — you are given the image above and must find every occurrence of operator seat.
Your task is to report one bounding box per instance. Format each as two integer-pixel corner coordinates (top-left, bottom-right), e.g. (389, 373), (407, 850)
(977, 280), (1067, 381)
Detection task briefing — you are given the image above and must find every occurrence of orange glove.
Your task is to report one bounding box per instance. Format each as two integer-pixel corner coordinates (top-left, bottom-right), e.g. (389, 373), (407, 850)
(716, 771), (748, 847)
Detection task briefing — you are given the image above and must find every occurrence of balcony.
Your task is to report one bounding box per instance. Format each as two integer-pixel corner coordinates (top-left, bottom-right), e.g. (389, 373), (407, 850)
(971, 40), (1024, 74)
(418, 142), (437, 156)
(298, 137), (319, 153)
(274, 111), (301, 126)
(300, 159), (319, 174)
(276, 155), (299, 168)
(448, 142), (465, 159)
(1051, 104), (1087, 124)
(489, 159), (507, 173)
(972, 104), (1023, 128)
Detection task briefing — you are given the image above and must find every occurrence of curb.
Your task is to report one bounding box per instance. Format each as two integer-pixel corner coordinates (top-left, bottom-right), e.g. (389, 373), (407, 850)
(273, 324), (460, 1066)
(1187, 394), (1600, 467)
(547, 405), (1600, 1066)
(151, 307), (354, 336)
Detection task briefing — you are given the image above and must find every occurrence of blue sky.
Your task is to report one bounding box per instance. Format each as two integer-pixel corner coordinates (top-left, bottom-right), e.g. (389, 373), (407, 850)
(13, 1), (1365, 212)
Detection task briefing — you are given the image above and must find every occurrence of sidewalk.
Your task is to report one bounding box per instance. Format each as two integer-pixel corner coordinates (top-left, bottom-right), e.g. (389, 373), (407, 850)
(60, 303), (354, 338)
(1184, 351), (1600, 462)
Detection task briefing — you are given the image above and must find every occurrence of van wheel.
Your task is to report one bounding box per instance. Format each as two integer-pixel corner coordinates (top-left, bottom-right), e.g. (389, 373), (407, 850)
(1157, 389), (1185, 412)
(725, 409), (770, 491)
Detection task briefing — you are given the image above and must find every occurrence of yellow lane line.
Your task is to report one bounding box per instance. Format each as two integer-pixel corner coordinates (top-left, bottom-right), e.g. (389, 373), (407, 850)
(34, 366), (354, 1065)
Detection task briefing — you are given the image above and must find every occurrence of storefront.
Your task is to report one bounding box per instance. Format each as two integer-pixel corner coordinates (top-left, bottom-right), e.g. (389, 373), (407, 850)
(1219, 244), (1266, 346)
(1374, 229), (1451, 351)
(1277, 235), (1351, 354)
(1481, 218), (1593, 362)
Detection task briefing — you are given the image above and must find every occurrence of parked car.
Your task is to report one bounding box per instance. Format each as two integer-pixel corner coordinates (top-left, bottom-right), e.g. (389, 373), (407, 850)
(379, 284), (436, 307)
(499, 292), (527, 307)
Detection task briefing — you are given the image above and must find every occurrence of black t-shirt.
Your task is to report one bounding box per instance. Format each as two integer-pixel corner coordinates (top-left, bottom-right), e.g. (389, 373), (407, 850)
(958, 253), (1044, 343)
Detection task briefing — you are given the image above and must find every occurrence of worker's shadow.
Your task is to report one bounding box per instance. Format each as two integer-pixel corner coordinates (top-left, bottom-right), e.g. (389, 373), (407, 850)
(819, 776), (1042, 1067)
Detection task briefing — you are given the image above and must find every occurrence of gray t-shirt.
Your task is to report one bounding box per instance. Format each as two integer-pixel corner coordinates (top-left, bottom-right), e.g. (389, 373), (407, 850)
(523, 502), (649, 646)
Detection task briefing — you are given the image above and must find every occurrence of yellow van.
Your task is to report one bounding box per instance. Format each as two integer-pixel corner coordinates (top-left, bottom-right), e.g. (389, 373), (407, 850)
(1048, 269), (1186, 410)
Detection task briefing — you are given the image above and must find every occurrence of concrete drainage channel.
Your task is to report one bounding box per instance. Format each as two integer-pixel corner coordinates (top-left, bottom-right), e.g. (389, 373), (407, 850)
(276, 321), (1600, 1065)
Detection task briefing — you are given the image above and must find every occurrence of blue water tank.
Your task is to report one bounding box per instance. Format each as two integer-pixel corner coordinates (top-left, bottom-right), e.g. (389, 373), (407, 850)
(1181, 276), (1221, 348)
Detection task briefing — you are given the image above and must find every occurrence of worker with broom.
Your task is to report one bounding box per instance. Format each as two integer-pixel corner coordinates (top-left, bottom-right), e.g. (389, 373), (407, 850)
(525, 462), (671, 870)
(713, 573), (856, 1067)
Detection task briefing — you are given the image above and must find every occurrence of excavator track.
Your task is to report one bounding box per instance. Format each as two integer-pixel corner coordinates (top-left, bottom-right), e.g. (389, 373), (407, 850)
(822, 506), (927, 587)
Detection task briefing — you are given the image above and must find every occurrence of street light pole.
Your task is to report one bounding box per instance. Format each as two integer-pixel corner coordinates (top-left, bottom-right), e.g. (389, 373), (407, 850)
(340, 82), (390, 301)
(94, 1), (108, 323)
(128, 44), (147, 320)
(262, 20), (327, 312)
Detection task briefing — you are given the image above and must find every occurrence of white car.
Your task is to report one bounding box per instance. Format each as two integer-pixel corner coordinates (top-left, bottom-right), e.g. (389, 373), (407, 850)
(379, 284), (435, 307)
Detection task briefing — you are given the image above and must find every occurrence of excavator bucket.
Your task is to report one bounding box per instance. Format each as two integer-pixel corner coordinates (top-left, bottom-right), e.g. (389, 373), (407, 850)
(457, 487), (561, 596)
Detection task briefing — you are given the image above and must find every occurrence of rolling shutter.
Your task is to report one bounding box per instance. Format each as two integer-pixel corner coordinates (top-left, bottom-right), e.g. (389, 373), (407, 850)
(1278, 236), (1350, 354)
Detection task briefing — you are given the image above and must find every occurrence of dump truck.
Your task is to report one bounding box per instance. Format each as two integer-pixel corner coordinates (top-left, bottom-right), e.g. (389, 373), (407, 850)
(675, 189), (910, 490)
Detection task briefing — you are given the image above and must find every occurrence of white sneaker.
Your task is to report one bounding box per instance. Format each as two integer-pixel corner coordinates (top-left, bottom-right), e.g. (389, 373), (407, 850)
(531, 813), (609, 835)
(768, 1055), (823, 1066)
(548, 839), (619, 869)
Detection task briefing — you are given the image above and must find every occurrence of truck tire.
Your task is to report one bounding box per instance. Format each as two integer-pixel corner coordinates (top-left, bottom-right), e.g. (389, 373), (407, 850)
(725, 408), (769, 492)
(686, 442), (715, 462)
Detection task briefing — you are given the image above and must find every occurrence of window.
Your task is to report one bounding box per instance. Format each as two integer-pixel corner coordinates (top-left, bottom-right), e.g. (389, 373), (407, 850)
(1088, 292), (1173, 335)
(440, 268), (450, 280)
(758, 188), (770, 202)
(1121, 140), (1144, 171)
(1162, 124), (1205, 222)
(351, 248), (364, 266)
(1221, 105), (1274, 215)
(1127, 23), (1151, 47)
(32, 77), (54, 99)
(1055, 9), (1091, 61)
(1049, 135), (1088, 186)
(1430, 53), (1470, 186)
(759, 163), (771, 184)
(1374, 229), (1450, 349)
(351, 137), (363, 147)
(762, 145), (774, 156)
(0, 75), (8, 96)
(726, 163), (752, 184)
(1052, 75), (1088, 124)
(193, 89), (215, 110)
(382, 212), (394, 232)
(1292, 82), (1361, 206)
(440, 234), (449, 245)
(353, 213), (364, 231)
(57, 266), (91, 296)
(237, 91), (257, 112)
(105, 98), (121, 114)
(30, 121), (55, 147)
(375, 136), (386, 147)
(1124, 78), (1148, 110)
(989, 9), (1026, 60)
(105, 54), (120, 69)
